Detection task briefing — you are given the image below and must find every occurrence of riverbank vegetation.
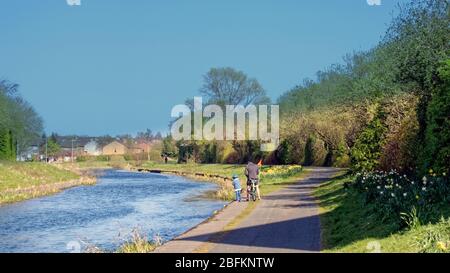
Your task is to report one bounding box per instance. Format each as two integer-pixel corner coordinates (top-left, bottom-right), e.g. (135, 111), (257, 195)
(0, 0), (447, 254)
(138, 163), (305, 200)
(116, 229), (161, 253)
(0, 161), (95, 204)
(306, 0), (450, 252)
(156, 0), (449, 253)
(81, 229), (161, 253)
(0, 80), (43, 160)
(315, 174), (450, 253)
(277, 1), (449, 175)
(160, 0), (448, 175)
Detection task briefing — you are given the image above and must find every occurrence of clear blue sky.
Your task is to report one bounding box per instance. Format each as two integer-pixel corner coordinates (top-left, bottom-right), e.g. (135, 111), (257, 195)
(1, 0), (408, 136)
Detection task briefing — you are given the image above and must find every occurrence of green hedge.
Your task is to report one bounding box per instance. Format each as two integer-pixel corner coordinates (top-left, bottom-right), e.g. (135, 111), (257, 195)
(0, 129), (16, 161)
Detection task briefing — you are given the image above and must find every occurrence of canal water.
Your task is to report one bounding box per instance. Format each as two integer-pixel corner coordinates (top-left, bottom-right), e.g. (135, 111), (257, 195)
(0, 169), (227, 253)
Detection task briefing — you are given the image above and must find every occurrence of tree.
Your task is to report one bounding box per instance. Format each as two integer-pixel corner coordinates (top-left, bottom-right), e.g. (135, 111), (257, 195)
(383, 0), (449, 142)
(46, 138), (61, 158)
(154, 132), (163, 140)
(420, 59), (450, 175)
(38, 133), (61, 159)
(0, 80), (43, 160)
(176, 140), (199, 163)
(383, 0), (449, 92)
(378, 93), (420, 174)
(351, 104), (386, 172)
(161, 135), (177, 158)
(174, 67), (271, 164)
(137, 129), (153, 141)
(231, 140), (263, 164)
(276, 0), (449, 172)
(200, 67), (270, 106)
(0, 129), (15, 160)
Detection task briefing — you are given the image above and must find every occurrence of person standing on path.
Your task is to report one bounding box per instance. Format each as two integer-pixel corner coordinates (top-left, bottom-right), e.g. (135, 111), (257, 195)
(245, 161), (261, 201)
(232, 174), (242, 202)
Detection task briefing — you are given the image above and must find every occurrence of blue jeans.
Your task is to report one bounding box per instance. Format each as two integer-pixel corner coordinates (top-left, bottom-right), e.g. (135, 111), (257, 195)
(235, 190), (241, 202)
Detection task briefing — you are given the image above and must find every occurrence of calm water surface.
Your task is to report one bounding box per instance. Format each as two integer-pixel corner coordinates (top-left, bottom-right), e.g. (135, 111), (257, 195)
(0, 169), (227, 253)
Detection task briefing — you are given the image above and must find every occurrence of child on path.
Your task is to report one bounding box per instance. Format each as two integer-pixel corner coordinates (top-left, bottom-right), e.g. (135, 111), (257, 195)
(232, 174), (242, 202)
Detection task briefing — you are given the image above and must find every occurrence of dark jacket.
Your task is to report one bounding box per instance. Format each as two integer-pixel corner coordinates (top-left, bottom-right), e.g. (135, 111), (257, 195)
(245, 162), (259, 180)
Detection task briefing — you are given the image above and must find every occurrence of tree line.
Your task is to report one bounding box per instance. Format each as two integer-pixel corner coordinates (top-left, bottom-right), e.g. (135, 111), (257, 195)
(163, 0), (449, 177)
(162, 67), (271, 164)
(277, 0), (449, 177)
(0, 80), (43, 160)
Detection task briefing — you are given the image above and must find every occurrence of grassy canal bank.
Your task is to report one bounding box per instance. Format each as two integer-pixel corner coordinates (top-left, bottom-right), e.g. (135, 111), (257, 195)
(115, 163), (307, 253)
(0, 160), (308, 253)
(0, 160), (306, 205)
(0, 161), (96, 205)
(0, 159), (140, 205)
(135, 162), (307, 201)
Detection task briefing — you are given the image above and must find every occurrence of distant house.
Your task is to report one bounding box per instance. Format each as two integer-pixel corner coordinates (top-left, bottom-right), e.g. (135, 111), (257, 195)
(55, 136), (90, 156)
(102, 141), (127, 155)
(84, 140), (101, 156)
(57, 150), (76, 162)
(17, 143), (40, 162)
(135, 141), (151, 154)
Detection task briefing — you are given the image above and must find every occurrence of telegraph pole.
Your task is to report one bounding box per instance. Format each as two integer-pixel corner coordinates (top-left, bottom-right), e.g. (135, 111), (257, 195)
(45, 138), (48, 163)
(71, 139), (75, 163)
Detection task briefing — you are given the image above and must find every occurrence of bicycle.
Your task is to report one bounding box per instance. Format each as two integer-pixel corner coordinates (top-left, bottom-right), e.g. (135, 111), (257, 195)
(247, 179), (258, 202)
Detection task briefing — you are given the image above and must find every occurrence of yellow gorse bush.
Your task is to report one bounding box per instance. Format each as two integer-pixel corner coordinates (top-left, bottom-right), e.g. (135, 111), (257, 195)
(261, 165), (303, 177)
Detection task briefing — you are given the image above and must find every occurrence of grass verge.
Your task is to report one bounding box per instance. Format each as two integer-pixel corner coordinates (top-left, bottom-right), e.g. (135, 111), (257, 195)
(116, 230), (161, 253)
(137, 163), (307, 201)
(0, 161), (95, 205)
(314, 173), (450, 253)
(83, 229), (161, 253)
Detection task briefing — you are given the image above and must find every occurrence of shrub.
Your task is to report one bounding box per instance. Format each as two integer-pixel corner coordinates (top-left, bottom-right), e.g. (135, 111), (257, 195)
(96, 155), (110, 161)
(275, 137), (307, 165)
(333, 143), (351, 168)
(117, 230), (159, 253)
(76, 156), (87, 162)
(224, 150), (240, 164)
(276, 139), (293, 165)
(353, 170), (450, 225)
(419, 59), (450, 176)
(260, 165), (303, 179)
(0, 129), (15, 160)
(379, 94), (420, 174)
(351, 105), (386, 172)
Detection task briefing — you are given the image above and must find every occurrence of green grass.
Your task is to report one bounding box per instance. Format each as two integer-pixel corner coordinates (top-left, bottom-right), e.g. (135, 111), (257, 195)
(0, 161), (306, 204)
(139, 162), (307, 201)
(0, 161), (80, 191)
(141, 162), (245, 177)
(82, 229), (160, 253)
(58, 159), (137, 173)
(314, 173), (450, 253)
(259, 169), (309, 195)
(116, 230), (160, 253)
(59, 161), (113, 170)
(0, 161), (94, 204)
